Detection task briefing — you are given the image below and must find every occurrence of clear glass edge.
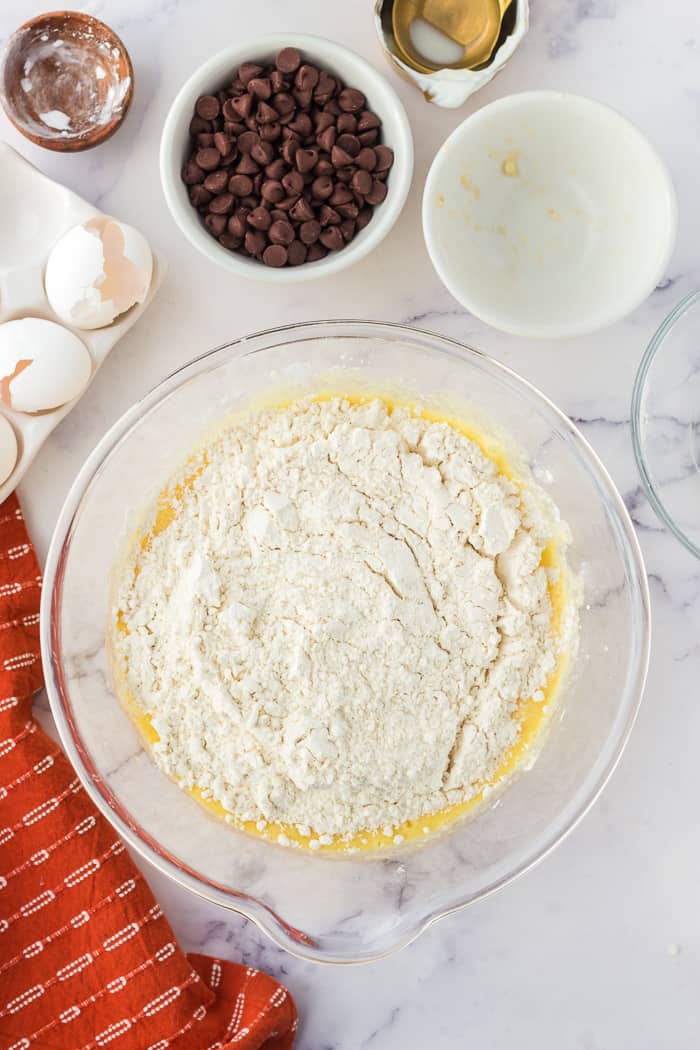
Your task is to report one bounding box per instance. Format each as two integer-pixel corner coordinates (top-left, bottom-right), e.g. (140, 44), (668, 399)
(631, 288), (700, 560)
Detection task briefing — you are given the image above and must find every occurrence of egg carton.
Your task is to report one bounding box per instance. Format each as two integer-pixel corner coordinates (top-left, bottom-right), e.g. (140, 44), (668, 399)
(0, 142), (164, 502)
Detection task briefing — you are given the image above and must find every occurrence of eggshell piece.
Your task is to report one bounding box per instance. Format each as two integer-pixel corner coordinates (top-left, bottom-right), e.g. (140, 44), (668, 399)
(0, 318), (92, 413)
(0, 414), (18, 485)
(45, 216), (153, 330)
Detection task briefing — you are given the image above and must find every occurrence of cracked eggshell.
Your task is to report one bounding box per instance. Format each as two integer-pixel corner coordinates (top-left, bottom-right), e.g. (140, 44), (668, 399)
(0, 415), (18, 485)
(374, 0), (529, 108)
(0, 318), (92, 413)
(45, 216), (153, 330)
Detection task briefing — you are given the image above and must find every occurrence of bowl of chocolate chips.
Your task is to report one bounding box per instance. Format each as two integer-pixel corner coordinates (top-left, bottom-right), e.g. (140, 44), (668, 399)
(161, 34), (413, 279)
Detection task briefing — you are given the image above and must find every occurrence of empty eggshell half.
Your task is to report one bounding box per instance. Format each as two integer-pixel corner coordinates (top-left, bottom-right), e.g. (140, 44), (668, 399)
(45, 216), (153, 330)
(0, 414), (18, 485)
(0, 318), (92, 413)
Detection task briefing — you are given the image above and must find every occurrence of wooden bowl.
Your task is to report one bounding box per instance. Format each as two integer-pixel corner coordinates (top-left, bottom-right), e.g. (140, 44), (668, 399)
(0, 11), (133, 152)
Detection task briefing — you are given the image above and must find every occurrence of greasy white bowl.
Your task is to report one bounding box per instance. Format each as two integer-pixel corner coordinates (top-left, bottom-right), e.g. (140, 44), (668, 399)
(160, 34), (413, 283)
(423, 91), (677, 338)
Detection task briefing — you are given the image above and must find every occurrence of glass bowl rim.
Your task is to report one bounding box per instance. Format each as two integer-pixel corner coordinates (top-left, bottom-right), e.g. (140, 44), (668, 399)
(631, 288), (700, 559)
(41, 319), (651, 964)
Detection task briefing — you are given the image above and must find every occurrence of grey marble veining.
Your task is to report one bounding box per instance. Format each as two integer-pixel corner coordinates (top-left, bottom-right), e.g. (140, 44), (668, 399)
(2, 0), (699, 1046)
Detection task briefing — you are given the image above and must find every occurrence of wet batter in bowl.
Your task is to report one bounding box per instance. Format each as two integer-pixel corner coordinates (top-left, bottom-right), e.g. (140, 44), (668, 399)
(111, 396), (579, 852)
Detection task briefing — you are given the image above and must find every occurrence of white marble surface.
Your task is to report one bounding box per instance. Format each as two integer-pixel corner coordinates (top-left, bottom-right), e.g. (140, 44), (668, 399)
(2, 0), (699, 1046)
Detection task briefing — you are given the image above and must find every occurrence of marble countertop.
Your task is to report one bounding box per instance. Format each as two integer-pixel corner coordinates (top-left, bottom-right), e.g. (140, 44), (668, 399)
(2, 0), (699, 1045)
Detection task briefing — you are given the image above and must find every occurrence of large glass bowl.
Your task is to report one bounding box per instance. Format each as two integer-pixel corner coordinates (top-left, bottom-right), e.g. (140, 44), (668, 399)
(42, 321), (650, 964)
(632, 289), (700, 558)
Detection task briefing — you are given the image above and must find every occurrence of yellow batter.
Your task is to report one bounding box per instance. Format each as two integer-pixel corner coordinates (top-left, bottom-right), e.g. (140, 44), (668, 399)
(112, 392), (574, 854)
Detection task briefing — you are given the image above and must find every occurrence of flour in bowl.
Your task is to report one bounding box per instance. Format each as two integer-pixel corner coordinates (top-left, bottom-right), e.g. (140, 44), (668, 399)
(112, 397), (576, 844)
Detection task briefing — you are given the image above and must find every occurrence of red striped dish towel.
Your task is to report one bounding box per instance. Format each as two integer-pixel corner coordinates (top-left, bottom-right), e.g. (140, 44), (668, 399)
(0, 493), (297, 1049)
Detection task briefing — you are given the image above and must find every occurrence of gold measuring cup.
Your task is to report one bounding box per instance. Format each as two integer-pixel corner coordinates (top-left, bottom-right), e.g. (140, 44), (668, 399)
(391, 0), (514, 72)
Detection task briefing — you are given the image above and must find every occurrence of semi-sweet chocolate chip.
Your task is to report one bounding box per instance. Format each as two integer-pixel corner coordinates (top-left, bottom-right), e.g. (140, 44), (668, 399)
(182, 49), (395, 267)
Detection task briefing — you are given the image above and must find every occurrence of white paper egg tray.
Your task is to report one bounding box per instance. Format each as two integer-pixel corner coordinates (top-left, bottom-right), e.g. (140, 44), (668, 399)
(0, 142), (164, 502)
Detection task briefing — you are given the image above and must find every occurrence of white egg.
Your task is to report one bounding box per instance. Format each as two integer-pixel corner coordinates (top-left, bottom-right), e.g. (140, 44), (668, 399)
(0, 318), (92, 414)
(45, 216), (153, 330)
(0, 414), (18, 486)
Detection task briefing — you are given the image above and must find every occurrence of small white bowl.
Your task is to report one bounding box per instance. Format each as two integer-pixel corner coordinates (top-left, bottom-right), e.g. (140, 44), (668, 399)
(161, 34), (413, 283)
(423, 91), (677, 338)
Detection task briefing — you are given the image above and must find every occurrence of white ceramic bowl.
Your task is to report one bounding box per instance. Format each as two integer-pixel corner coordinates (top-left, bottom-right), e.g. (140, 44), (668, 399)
(161, 34), (413, 282)
(423, 91), (677, 338)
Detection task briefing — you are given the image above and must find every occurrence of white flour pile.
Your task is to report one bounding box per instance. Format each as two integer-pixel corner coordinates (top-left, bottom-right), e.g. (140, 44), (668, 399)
(113, 397), (573, 843)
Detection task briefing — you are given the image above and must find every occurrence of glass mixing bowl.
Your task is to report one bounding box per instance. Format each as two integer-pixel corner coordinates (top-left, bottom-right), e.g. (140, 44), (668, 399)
(42, 321), (650, 964)
(632, 289), (700, 558)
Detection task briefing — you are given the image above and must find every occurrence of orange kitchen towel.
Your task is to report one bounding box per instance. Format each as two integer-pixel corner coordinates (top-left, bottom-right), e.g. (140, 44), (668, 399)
(0, 494), (297, 1049)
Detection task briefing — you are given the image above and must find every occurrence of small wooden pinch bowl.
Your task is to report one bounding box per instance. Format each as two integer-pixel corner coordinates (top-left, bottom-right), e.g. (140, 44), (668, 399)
(0, 10), (133, 152)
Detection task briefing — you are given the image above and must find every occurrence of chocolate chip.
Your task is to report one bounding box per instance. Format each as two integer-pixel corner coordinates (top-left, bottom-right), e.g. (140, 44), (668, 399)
(295, 64), (320, 92)
(248, 77), (272, 100)
(336, 133), (360, 157)
(224, 119), (246, 137)
(317, 125), (336, 152)
(263, 244), (288, 267)
(365, 179), (387, 205)
(205, 213), (227, 236)
(251, 140), (275, 166)
(240, 194), (258, 210)
(357, 110), (380, 132)
(248, 206), (272, 231)
(270, 208), (288, 222)
(244, 229), (267, 256)
(358, 129), (379, 147)
(273, 92), (296, 115)
(293, 88), (313, 110)
(314, 157), (334, 177)
(299, 219), (321, 245)
(237, 130), (259, 154)
(320, 226), (344, 251)
(338, 88), (365, 113)
(261, 179), (285, 203)
(311, 175), (334, 200)
(356, 147), (377, 171)
(306, 242), (327, 262)
(269, 219), (294, 246)
(182, 159), (205, 185)
(256, 101), (278, 124)
(295, 148), (318, 173)
(213, 132), (234, 157)
(258, 122), (281, 142)
(232, 93), (254, 119)
(337, 201), (359, 219)
(282, 169), (304, 195)
(356, 207), (373, 230)
(228, 212), (248, 238)
(330, 183), (353, 206)
(277, 195), (299, 212)
(319, 204), (341, 226)
(222, 99), (240, 122)
(288, 112), (313, 138)
(314, 111), (335, 133)
(203, 170), (229, 194)
(290, 197), (315, 222)
(196, 95), (220, 120)
(270, 69), (287, 92)
(280, 136), (301, 165)
(351, 169), (372, 196)
(219, 232), (242, 251)
(239, 62), (264, 85)
(373, 145), (394, 172)
(340, 218), (356, 242)
(189, 185), (212, 208)
(196, 148), (221, 171)
(265, 158), (288, 180)
(190, 115), (211, 135)
(331, 145), (354, 168)
(209, 192), (235, 215)
(196, 133), (214, 148)
(337, 113), (357, 135)
(287, 239), (307, 266)
(229, 174), (253, 197)
(276, 47), (302, 74)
